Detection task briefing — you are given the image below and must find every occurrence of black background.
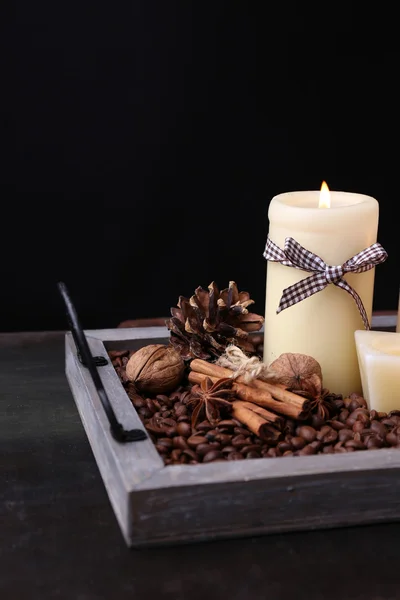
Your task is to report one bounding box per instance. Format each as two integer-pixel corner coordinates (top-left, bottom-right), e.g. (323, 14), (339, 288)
(5, 2), (399, 332)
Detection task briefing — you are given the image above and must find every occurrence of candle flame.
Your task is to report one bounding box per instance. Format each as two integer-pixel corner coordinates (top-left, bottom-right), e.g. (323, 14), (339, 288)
(319, 181), (331, 208)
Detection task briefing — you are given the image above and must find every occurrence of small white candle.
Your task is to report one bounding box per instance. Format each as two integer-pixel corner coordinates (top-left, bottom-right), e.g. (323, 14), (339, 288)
(355, 330), (400, 412)
(264, 184), (379, 396)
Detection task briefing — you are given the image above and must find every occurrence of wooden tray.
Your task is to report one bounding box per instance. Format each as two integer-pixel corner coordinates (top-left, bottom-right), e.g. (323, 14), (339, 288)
(65, 317), (400, 548)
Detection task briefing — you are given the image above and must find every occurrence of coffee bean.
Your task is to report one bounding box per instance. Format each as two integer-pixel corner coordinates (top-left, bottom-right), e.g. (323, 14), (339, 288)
(381, 418), (396, 428)
(176, 422), (191, 437)
(173, 436), (189, 450)
(277, 441), (292, 453)
(366, 436), (383, 449)
(309, 440), (322, 451)
(131, 395), (145, 409)
(232, 435), (247, 448)
(215, 434), (232, 446)
(242, 444), (262, 454)
(338, 428), (353, 443)
(156, 394), (170, 403)
(177, 415), (190, 423)
(227, 451), (244, 460)
(196, 443), (211, 456)
(349, 398), (363, 412)
(203, 450), (224, 463)
(317, 426), (338, 445)
(221, 445), (236, 454)
(297, 445), (316, 456)
(296, 425), (317, 443)
(352, 421), (365, 434)
(266, 448), (278, 458)
(311, 414), (326, 430)
(157, 437), (173, 449)
(161, 417), (177, 428)
(291, 436), (306, 450)
(155, 443), (168, 454)
(196, 421), (211, 431)
(234, 426), (250, 437)
(174, 403), (187, 417)
(339, 409), (350, 423)
(171, 449), (182, 461)
(183, 448), (197, 461)
(138, 407), (153, 419)
(370, 421), (386, 439)
(378, 411), (388, 419)
(370, 409), (378, 420)
(322, 445), (334, 454)
(330, 419), (347, 431)
(218, 420), (237, 429)
(246, 451), (261, 459)
(187, 435), (208, 448)
(386, 431), (398, 446)
(282, 450), (294, 457)
(345, 439), (365, 450)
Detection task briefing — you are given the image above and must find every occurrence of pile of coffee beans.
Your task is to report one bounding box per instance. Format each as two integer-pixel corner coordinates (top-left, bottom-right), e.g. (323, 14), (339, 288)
(110, 350), (400, 465)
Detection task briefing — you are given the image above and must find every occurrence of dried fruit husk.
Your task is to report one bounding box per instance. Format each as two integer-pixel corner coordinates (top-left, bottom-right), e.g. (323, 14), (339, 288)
(126, 344), (185, 394)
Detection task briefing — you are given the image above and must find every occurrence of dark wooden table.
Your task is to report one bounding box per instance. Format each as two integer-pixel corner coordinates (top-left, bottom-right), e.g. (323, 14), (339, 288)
(1, 329), (399, 600)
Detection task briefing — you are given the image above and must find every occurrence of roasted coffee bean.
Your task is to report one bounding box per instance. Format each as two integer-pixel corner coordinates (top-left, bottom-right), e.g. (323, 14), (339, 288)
(277, 441), (292, 453)
(187, 435), (208, 448)
(218, 420), (237, 429)
(163, 426), (177, 437)
(370, 421), (387, 439)
(296, 425), (317, 443)
(370, 409), (378, 420)
(177, 415), (190, 423)
(241, 444), (260, 454)
(160, 417), (177, 428)
(176, 422), (191, 437)
(234, 426), (250, 437)
(171, 449), (182, 461)
(338, 429), (353, 443)
(232, 435), (247, 448)
(381, 418), (396, 428)
(161, 410), (172, 418)
(221, 445), (236, 454)
(282, 450), (294, 457)
(203, 450), (224, 463)
(339, 409), (350, 423)
(183, 448), (197, 461)
(386, 431), (398, 446)
(196, 443), (212, 456)
(266, 448), (278, 458)
(156, 394), (170, 404)
(322, 445), (334, 454)
(335, 446), (347, 453)
(131, 395), (145, 409)
(155, 443), (168, 454)
(309, 440), (322, 451)
(352, 421), (365, 434)
(172, 436), (189, 450)
(246, 450), (261, 459)
(333, 398), (345, 410)
(138, 407), (153, 419)
(157, 437), (173, 449)
(345, 439), (365, 450)
(378, 411), (388, 419)
(348, 398), (364, 412)
(297, 444), (316, 456)
(311, 414), (326, 430)
(329, 419), (347, 431)
(227, 451), (244, 460)
(317, 426), (338, 445)
(367, 436), (384, 449)
(291, 436), (306, 450)
(215, 434), (232, 446)
(205, 429), (219, 441)
(196, 420), (212, 431)
(174, 403), (187, 417)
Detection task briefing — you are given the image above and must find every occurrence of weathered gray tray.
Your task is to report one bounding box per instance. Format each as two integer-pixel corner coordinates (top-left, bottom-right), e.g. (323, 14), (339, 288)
(65, 322), (400, 548)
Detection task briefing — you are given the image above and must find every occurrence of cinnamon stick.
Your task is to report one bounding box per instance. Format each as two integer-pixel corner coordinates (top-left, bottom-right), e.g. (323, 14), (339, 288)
(191, 359), (306, 409)
(232, 400), (283, 429)
(189, 363), (310, 419)
(231, 401), (282, 442)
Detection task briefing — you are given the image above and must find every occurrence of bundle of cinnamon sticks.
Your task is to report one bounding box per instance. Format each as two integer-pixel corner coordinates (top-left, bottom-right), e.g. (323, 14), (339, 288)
(189, 359), (311, 442)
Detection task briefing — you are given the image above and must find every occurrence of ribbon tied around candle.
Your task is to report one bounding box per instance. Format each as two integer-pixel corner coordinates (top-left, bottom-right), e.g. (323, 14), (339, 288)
(263, 237), (388, 329)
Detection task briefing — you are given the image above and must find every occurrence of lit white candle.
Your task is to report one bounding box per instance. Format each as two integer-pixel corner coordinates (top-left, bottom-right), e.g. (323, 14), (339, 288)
(264, 183), (379, 396)
(355, 330), (400, 412)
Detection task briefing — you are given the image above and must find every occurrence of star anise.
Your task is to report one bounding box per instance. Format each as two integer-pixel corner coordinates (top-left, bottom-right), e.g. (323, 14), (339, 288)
(187, 377), (235, 428)
(292, 374), (341, 420)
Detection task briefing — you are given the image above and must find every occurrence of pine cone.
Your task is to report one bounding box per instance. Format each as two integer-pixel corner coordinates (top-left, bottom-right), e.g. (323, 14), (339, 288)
(166, 281), (264, 361)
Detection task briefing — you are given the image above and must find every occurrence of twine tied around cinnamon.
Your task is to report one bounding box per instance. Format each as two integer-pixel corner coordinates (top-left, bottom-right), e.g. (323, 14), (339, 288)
(216, 344), (275, 384)
(263, 236), (388, 330)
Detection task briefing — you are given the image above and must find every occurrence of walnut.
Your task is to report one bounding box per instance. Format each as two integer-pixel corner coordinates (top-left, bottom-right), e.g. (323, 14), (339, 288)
(125, 344), (185, 394)
(269, 353), (323, 392)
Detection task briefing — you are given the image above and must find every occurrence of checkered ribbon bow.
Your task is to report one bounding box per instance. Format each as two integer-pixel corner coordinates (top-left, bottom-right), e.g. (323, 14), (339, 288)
(263, 237), (388, 329)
